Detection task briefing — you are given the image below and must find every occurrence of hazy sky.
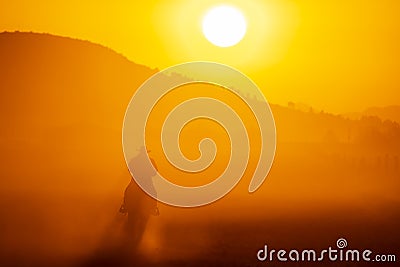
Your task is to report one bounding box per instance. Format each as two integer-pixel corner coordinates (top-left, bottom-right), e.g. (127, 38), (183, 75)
(1, 0), (399, 113)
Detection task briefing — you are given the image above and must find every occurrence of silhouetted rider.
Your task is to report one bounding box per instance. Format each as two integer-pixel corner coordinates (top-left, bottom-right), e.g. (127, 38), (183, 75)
(120, 147), (159, 252)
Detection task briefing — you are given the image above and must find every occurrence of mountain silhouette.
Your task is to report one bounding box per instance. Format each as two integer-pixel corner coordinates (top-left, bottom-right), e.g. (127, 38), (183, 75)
(344, 105), (400, 123)
(0, 31), (156, 133)
(364, 105), (400, 123)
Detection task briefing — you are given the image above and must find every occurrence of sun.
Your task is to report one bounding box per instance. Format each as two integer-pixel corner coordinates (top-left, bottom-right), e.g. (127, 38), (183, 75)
(202, 5), (247, 48)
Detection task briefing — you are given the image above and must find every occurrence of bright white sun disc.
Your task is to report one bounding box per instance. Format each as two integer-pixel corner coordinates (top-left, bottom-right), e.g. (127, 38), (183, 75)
(202, 5), (247, 47)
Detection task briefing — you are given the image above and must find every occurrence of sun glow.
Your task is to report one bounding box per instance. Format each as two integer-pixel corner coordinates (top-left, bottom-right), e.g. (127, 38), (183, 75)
(202, 5), (247, 47)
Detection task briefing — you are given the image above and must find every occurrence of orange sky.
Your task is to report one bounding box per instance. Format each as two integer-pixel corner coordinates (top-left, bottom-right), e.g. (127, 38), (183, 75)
(1, 0), (399, 113)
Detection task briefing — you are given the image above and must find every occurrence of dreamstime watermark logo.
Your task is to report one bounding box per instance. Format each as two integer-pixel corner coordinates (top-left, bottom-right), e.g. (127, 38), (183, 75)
(122, 62), (276, 207)
(257, 238), (396, 263)
(336, 238), (348, 249)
